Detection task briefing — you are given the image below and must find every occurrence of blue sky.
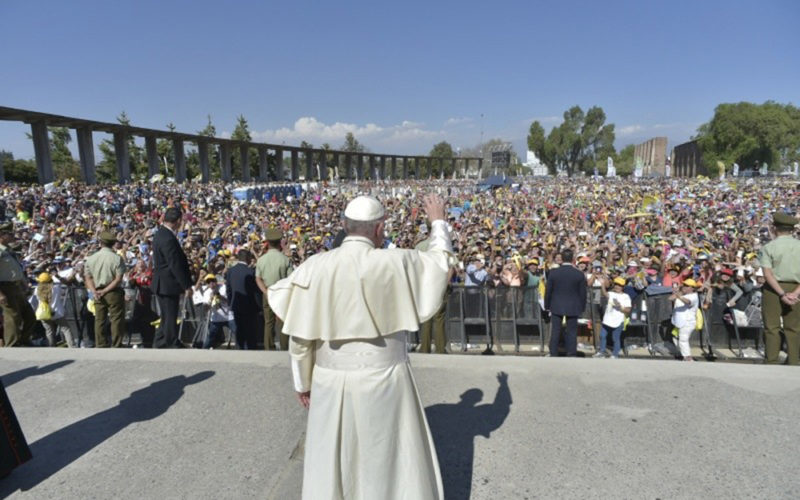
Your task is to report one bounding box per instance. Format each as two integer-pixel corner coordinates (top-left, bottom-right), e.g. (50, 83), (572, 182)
(1, 0), (798, 160)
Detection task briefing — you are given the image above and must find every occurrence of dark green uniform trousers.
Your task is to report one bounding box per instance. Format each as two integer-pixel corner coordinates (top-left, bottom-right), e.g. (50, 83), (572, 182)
(763, 282), (800, 365)
(0, 283), (35, 347)
(94, 289), (126, 348)
(419, 300), (447, 354)
(263, 295), (288, 351)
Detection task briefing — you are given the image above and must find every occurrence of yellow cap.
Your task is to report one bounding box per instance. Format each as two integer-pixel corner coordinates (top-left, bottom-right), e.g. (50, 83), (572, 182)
(204, 274), (217, 281)
(683, 278), (700, 288)
(613, 277), (627, 286)
(37, 272), (52, 283)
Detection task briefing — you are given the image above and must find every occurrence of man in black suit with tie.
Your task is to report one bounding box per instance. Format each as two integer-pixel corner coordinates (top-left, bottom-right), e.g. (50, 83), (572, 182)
(225, 249), (261, 349)
(151, 207), (193, 348)
(545, 248), (587, 357)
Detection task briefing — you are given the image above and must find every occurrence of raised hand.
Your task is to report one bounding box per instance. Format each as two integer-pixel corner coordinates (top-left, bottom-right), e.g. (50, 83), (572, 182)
(422, 193), (446, 222)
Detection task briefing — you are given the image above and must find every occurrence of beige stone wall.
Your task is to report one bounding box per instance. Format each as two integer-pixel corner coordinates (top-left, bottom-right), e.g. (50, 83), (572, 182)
(633, 137), (668, 176)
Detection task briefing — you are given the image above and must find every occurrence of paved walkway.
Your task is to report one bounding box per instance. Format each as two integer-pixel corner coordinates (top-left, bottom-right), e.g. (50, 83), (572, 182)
(2, 348), (799, 499)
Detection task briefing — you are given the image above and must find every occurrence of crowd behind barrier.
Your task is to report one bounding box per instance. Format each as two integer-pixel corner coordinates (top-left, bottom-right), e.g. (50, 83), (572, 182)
(0, 176), (792, 360)
(19, 281), (768, 360)
(441, 285), (766, 359)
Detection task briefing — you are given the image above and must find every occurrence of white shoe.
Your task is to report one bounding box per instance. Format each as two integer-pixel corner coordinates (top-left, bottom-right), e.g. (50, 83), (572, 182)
(593, 352), (607, 358)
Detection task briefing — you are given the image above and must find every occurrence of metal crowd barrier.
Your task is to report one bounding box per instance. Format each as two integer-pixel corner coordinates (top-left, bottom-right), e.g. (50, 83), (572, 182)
(445, 285), (547, 353)
(699, 290), (765, 359)
(30, 284), (768, 358)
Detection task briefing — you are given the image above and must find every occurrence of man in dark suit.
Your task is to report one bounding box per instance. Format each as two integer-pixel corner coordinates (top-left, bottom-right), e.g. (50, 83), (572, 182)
(225, 249), (261, 349)
(150, 207), (193, 348)
(545, 248), (587, 357)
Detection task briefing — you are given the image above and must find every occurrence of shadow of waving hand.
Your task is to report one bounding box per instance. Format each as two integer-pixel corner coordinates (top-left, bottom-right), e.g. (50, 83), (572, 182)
(0, 371), (214, 495)
(2, 360), (75, 387)
(425, 371), (512, 500)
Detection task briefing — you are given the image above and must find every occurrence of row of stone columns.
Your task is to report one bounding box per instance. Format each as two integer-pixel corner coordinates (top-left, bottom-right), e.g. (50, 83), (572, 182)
(22, 122), (483, 184)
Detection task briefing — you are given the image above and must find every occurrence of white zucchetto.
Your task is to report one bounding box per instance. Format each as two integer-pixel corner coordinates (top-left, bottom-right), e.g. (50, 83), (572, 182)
(344, 196), (385, 221)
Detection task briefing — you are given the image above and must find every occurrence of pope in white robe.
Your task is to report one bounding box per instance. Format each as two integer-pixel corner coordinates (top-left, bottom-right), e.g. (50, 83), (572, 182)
(268, 194), (451, 500)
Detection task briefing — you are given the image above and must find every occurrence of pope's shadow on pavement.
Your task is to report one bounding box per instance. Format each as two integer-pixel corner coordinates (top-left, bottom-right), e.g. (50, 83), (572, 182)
(425, 371), (512, 500)
(1, 360), (75, 387)
(0, 370), (214, 495)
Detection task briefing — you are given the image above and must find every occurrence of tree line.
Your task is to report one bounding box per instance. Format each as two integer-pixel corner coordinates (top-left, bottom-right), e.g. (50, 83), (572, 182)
(2, 101), (797, 182)
(526, 101), (800, 177)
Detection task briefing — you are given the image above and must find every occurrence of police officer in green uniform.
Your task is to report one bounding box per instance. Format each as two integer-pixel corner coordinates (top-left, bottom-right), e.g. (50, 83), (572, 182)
(415, 236), (453, 354)
(759, 212), (800, 365)
(0, 222), (35, 347)
(255, 228), (292, 350)
(85, 231), (127, 348)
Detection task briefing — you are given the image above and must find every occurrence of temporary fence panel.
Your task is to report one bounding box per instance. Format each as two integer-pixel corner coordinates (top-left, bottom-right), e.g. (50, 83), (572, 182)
(448, 286), (490, 350)
(444, 289), (465, 350)
(622, 294), (649, 355)
(512, 287), (546, 352)
(490, 287), (517, 351)
(34, 284), (767, 360)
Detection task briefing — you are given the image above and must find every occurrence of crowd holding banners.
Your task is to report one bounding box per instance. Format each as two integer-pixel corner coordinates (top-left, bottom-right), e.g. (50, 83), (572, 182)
(0, 175), (798, 360)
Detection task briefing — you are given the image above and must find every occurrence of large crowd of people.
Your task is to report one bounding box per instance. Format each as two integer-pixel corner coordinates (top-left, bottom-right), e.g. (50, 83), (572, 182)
(0, 175), (798, 361)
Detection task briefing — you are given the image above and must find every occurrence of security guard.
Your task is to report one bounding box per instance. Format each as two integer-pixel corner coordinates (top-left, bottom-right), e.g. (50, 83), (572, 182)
(85, 231), (127, 348)
(759, 212), (800, 364)
(415, 236), (454, 354)
(255, 228), (292, 350)
(0, 222), (35, 347)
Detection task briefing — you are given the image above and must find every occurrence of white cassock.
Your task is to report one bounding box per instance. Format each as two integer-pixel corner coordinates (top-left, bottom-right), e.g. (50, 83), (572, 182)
(268, 219), (452, 500)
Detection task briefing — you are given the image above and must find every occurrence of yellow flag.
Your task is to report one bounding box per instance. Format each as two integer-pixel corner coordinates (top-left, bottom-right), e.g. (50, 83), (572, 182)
(642, 195), (658, 210)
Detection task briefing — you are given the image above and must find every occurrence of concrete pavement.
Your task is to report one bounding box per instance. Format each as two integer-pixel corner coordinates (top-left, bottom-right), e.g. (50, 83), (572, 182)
(2, 348), (800, 499)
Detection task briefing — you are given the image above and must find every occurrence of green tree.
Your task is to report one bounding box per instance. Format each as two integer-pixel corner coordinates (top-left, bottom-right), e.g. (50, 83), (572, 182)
(428, 141), (455, 177)
(49, 127), (81, 180)
(613, 144), (635, 176)
(1, 151), (38, 183)
(97, 111), (145, 182)
(230, 114), (257, 180)
(22, 128), (81, 181)
(526, 121), (548, 172)
(695, 101), (800, 174)
(197, 115), (220, 179)
(340, 132), (368, 153)
(155, 122), (176, 177)
(0, 150), (12, 181)
(527, 105), (616, 176)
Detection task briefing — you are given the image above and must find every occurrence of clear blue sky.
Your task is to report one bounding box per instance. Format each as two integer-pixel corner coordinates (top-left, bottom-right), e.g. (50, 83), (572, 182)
(1, 0), (798, 160)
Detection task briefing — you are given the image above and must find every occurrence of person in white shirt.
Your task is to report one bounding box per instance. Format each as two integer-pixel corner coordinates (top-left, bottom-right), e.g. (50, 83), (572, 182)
(670, 278), (701, 361)
(594, 276), (632, 358)
(192, 274), (234, 349)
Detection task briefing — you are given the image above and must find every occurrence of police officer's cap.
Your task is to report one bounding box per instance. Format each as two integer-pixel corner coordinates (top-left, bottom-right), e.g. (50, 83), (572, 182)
(99, 230), (118, 244)
(773, 212), (799, 228)
(265, 228), (283, 241)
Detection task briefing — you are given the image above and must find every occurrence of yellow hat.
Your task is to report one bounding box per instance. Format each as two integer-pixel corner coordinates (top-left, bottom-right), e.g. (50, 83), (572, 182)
(204, 274), (217, 281)
(37, 272), (52, 283)
(683, 278), (700, 288)
(613, 277), (627, 286)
